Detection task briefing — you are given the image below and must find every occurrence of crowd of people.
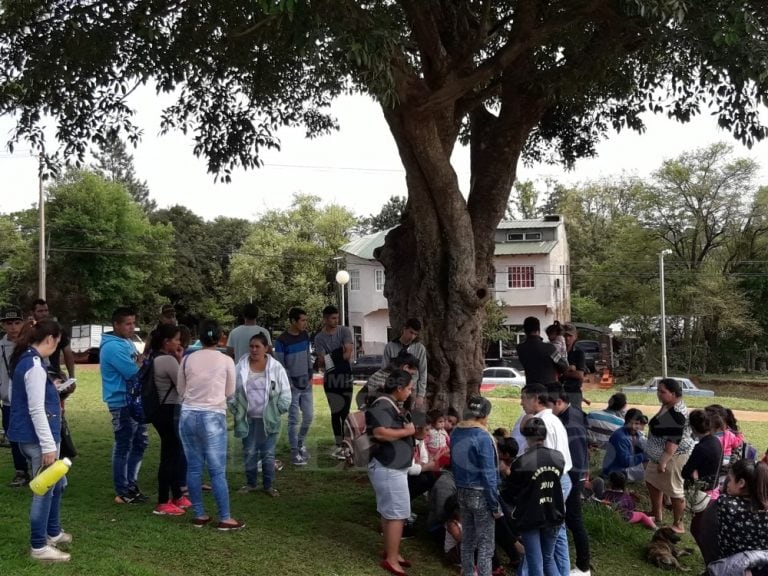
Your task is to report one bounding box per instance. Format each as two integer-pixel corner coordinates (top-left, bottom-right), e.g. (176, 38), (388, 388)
(1, 303), (767, 575)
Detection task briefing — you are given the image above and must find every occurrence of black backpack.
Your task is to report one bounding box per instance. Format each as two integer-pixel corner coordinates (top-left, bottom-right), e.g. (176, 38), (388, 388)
(128, 352), (173, 424)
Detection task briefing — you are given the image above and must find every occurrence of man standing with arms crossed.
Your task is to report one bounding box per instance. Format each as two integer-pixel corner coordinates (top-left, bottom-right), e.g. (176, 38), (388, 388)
(101, 307), (148, 504)
(382, 318), (428, 411)
(313, 305), (353, 460)
(227, 303), (271, 362)
(274, 307), (314, 466)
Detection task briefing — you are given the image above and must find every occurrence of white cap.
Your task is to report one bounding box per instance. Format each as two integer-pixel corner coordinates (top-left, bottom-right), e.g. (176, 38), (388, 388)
(62, 457), (72, 467)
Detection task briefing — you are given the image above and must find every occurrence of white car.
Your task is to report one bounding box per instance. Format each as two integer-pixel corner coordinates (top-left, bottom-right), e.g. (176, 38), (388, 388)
(622, 376), (715, 397)
(481, 366), (526, 388)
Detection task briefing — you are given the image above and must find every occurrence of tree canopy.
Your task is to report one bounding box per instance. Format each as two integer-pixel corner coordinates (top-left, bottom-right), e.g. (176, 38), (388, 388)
(2, 0), (767, 403)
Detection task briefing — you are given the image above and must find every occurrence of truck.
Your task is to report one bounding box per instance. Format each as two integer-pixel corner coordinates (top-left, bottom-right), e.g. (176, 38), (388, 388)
(70, 324), (144, 363)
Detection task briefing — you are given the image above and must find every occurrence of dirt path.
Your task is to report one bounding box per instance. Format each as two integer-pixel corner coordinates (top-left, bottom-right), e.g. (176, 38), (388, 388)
(628, 404), (768, 423)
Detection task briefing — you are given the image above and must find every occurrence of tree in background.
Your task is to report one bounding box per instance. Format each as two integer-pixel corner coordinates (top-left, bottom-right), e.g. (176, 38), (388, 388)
(359, 195), (407, 234)
(44, 170), (173, 323)
(1, 2), (767, 405)
(505, 181), (540, 220)
(228, 194), (356, 330)
(0, 212), (36, 306)
(92, 134), (156, 213)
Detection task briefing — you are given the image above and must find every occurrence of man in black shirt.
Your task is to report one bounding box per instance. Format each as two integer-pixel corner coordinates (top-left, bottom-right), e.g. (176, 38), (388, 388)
(516, 316), (568, 386)
(31, 299), (75, 380)
(561, 323), (588, 408)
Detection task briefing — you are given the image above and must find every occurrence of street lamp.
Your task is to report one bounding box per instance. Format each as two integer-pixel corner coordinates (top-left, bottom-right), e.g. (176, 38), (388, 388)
(659, 249), (673, 378)
(335, 269), (350, 327)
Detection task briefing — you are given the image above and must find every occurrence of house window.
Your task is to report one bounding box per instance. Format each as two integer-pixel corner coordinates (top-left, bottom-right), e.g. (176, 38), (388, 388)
(375, 269), (384, 291)
(349, 269), (360, 291)
(508, 266), (535, 288)
(525, 232), (541, 240)
(507, 233), (524, 241)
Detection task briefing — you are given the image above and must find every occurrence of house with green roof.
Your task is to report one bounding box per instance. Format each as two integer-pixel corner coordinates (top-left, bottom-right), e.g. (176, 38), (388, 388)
(340, 216), (570, 355)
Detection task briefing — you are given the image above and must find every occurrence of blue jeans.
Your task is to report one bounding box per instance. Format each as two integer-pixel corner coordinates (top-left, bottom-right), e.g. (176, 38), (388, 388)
(519, 525), (559, 576)
(109, 406), (149, 496)
(179, 409), (231, 521)
(457, 488), (495, 576)
(288, 377), (313, 452)
(244, 418), (279, 489)
(554, 472), (573, 576)
(19, 442), (65, 549)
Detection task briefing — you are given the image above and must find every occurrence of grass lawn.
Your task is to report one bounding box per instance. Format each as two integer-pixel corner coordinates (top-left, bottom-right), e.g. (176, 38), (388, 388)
(2, 369), (755, 575)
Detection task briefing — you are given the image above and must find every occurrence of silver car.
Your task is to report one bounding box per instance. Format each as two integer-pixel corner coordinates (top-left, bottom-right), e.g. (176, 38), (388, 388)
(481, 366), (526, 388)
(622, 376), (715, 397)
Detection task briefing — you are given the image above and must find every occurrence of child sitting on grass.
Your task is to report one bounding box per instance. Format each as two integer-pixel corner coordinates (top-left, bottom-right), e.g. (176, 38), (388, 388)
(595, 472), (657, 530)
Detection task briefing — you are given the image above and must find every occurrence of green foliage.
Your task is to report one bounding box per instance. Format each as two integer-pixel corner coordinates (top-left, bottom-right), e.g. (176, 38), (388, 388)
(228, 194), (356, 329)
(0, 211), (36, 305)
(506, 180), (540, 220)
(92, 134), (156, 213)
(481, 299), (515, 348)
(44, 170), (173, 323)
(358, 195), (406, 233)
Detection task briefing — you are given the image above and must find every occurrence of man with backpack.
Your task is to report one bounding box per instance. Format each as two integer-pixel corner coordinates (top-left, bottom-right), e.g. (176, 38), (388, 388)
(101, 307), (148, 504)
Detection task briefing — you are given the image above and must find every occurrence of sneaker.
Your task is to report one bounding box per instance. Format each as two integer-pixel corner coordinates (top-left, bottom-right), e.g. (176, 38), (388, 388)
(299, 445), (310, 460)
(330, 446), (347, 460)
(191, 516), (212, 528)
(274, 459), (284, 472)
(172, 495), (192, 509)
(153, 502), (186, 516)
(127, 486), (149, 503)
(47, 531), (72, 547)
(216, 519), (245, 531)
(30, 545), (71, 562)
(263, 487), (280, 498)
(9, 471), (30, 487)
(237, 484), (258, 494)
(570, 569), (591, 576)
(114, 493), (136, 504)
(291, 453), (307, 466)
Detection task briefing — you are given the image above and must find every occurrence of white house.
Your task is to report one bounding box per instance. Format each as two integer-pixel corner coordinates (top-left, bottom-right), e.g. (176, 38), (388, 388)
(341, 216), (570, 355)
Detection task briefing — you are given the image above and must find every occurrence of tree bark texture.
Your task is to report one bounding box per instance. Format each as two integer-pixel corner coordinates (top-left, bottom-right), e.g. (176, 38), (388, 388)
(377, 96), (542, 410)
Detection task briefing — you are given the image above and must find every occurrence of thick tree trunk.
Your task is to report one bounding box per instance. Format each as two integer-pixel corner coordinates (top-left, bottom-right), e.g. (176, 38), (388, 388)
(376, 101), (533, 411)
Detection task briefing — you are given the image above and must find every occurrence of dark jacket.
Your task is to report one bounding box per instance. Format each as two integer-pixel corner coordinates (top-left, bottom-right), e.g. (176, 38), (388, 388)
(516, 336), (568, 386)
(557, 404), (589, 476)
(602, 426), (648, 477)
(502, 444), (565, 531)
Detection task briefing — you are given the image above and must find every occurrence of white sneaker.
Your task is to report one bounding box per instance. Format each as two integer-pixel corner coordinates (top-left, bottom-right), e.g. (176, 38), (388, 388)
(570, 569), (591, 576)
(47, 531), (73, 546)
(31, 545), (71, 562)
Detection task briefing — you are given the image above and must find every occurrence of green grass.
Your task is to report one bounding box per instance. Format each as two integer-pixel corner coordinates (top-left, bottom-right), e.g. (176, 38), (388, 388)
(5, 369), (763, 574)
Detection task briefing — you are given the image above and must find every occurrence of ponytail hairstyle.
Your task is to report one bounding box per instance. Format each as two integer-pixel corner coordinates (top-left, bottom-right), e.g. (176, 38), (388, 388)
(9, 319), (62, 372)
(731, 458), (768, 511)
(545, 320), (563, 339)
(149, 324), (181, 353)
(198, 319), (221, 347)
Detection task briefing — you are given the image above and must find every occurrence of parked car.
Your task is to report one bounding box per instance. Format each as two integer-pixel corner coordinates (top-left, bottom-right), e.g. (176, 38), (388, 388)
(574, 340), (600, 372)
(352, 354), (384, 379)
(484, 357), (524, 372)
(622, 376), (715, 397)
(481, 366), (526, 389)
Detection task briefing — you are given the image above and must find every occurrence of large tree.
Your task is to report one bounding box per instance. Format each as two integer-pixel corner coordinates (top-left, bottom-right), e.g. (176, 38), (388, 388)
(1, 1), (767, 406)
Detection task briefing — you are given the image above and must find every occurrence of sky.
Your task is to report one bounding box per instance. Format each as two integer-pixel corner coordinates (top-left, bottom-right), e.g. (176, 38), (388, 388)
(1, 85), (767, 221)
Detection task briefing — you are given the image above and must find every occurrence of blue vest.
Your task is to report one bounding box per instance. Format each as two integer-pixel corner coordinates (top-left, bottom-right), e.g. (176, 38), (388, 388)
(7, 348), (61, 444)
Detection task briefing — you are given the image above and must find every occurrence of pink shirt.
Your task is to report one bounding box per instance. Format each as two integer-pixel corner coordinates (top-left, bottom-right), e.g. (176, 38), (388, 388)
(177, 350), (236, 414)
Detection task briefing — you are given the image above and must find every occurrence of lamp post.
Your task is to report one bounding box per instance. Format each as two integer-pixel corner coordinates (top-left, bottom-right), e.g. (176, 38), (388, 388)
(659, 249), (672, 378)
(335, 270), (350, 327)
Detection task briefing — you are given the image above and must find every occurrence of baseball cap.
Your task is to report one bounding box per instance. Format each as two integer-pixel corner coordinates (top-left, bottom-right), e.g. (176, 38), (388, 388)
(160, 304), (176, 317)
(464, 395), (492, 419)
(0, 305), (24, 322)
(563, 323), (578, 336)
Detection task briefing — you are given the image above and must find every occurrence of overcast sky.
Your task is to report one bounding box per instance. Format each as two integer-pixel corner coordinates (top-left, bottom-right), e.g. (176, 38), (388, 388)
(1, 85), (766, 220)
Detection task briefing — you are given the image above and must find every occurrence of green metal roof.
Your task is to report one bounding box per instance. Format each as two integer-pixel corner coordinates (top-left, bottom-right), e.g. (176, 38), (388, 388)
(341, 229), (389, 260)
(494, 241), (557, 255)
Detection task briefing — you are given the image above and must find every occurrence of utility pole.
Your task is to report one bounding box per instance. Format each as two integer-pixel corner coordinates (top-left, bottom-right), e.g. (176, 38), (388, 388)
(38, 153), (46, 299)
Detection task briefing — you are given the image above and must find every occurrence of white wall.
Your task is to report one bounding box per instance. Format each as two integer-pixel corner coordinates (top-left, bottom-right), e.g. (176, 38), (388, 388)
(347, 255), (388, 316)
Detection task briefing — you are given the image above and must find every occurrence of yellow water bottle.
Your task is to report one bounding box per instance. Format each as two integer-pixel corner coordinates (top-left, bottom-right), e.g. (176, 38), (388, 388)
(29, 457), (72, 496)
